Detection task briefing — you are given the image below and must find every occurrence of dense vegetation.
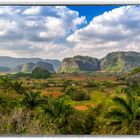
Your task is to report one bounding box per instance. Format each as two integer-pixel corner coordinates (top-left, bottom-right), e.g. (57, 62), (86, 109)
(31, 67), (51, 79)
(0, 67), (140, 135)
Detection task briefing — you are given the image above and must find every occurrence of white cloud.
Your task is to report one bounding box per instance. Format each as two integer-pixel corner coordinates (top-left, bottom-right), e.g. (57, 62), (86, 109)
(73, 16), (86, 26)
(23, 6), (41, 15)
(0, 6), (20, 15)
(41, 43), (74, 59)
(68, 6), (140, 58)
(38, 16), (65, 38)
(0, 6), (86, 59)
(1, 6), (140, 60)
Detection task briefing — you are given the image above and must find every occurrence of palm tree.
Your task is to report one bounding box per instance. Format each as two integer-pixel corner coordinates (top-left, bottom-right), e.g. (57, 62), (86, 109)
(0, 77), (14, 93)
(21, 91), (48, 110)
(21, 91), (41, 110)
(12, 81), (25, 94)
(0, 77), (13, 88)
(0, 76), (11, 84)
(44, 97), (74, 133)
(105, 88), (140, 133)
(45, 97), (74, 118)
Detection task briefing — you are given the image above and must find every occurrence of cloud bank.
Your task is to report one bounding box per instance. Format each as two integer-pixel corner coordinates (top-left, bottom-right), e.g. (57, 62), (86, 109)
(0, 6), (140, 59)
(67, 6), (140, 58)
(0, 6), (86, 59)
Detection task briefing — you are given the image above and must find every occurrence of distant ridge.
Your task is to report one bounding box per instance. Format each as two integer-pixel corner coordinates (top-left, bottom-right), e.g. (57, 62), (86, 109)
(100, 51), (140, 72)
(0, 56), (61, 71)
(60, 51), (140, 73)
(12, 61), (55, 73)
(0, 51), (140, 73)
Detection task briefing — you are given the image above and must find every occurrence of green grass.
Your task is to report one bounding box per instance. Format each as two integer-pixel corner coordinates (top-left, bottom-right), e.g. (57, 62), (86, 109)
(60, 66), (80, 73)
(65, 90), (108, 106)
(105, 58), (125, 71)
(0, 87), (22, 100)
(1, 72), (125, 110)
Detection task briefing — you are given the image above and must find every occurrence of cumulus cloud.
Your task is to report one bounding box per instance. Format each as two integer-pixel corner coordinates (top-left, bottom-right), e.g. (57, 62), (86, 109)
(1, 6), (140, 60)
(23, 6), (41, 15)
(0, 6), (86, 59)
(68, 6), (140, 58)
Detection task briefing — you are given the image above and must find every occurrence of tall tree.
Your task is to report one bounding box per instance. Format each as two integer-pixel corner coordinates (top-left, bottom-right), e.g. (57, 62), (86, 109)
(105, 88), (140, 134)
(44, 97), (74, 134)
(21, 91), (42, 110)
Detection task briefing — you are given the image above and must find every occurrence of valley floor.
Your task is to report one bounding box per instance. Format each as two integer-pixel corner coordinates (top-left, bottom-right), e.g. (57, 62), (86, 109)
(0, 71), (139, 135)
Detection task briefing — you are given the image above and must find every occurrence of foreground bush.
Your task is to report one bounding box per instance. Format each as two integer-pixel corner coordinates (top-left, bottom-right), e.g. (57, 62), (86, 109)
(65, 86), (90, 101)
(44, 97), (75, 134)
(105, 87), (140, 134)
(129, 67), (140, 76)
(0, 107), (59, 135)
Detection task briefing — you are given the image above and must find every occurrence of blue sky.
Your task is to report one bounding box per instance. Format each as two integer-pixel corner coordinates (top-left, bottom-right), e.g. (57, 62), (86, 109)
(0, 6), (139, 60)
(68, 6), (119, 23)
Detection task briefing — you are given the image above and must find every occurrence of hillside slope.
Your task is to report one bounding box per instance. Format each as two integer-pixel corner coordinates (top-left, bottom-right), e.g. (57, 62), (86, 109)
(0, 56), (61, 71)
(100, 51), (140, 72)
(60, 55), (100, 73)
(12, 61), (55, 73)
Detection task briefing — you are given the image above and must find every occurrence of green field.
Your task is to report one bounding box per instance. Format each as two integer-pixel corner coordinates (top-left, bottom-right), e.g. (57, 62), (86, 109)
(0, 70), (140, 135)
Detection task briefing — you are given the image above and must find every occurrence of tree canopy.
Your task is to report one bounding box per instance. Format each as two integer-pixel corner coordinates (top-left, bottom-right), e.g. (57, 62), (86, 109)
(31, 67), (51, 79)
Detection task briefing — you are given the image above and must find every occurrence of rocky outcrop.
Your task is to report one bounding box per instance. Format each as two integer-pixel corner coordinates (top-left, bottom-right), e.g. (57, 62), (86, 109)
(44, 59), (61, 71)
(12, 61), (55, 73)
(0, 56), (61, 71)
(60, 55), (100, 73)
(0, 51), (140, 73)
(100, 51), (140, 72)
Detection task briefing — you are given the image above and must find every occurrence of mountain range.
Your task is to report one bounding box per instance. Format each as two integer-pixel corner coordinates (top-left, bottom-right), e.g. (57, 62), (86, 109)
(60, 51), (140, 73)
(11, 61), (55, 73)
(0, 51), (140, 73)
(100, 51), (140, 71)
(0, 56), (61, 72)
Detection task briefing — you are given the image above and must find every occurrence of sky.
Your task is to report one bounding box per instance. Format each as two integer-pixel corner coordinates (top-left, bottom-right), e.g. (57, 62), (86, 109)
(0, 5), (140, 60)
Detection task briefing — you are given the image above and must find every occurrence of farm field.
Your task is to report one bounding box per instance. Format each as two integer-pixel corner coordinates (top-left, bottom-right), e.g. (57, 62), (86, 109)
(17, 73), (125, 111)
(0, 69), (139, 135)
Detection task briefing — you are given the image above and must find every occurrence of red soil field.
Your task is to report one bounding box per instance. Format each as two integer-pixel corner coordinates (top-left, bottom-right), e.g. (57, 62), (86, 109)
(74, 105), (88, 111)
(43, 92), (62, 97)
(54, 74), (117, 82)
(74, 104), (95, 111)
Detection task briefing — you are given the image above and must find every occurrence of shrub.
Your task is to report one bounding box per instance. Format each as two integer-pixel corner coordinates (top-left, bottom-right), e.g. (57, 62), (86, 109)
(31, 67), (51, 79)
(11, 81), (27, 95)
(65, 86), (77, 96)
(65, 87), (90, 101)
(13, 72), (31, 78)
(129, 67), (140, 76)
(21, 91), (42, 110)
(44, 97), (75, 134)
(62, 80), (77, 92)
(67, 112), (85, 134)
(105, 87), (140, 134)
(86, 80), (98, 88)
(127, 73), (140, 88)
(83, 106), (100, 134)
